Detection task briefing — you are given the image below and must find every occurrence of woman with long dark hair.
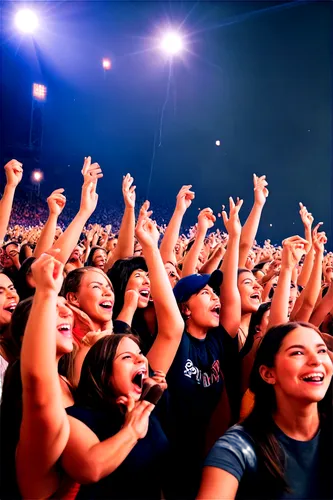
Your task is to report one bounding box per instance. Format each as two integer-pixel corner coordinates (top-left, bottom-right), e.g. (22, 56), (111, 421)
(1, 252), (75, 499)
(198, 321), (333, 499)
(59, 215), (183, 498)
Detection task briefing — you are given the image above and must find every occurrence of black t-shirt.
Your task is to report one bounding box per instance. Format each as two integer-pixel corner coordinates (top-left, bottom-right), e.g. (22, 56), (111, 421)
(66, 405), (169, 500)
(165, 326), (239, 499)
(205, 423), (328, 499)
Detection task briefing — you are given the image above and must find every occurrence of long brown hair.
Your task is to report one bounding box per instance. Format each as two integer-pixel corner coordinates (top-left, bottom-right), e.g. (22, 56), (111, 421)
(74, 333), (140, 412)
(244, 321), (333, 498)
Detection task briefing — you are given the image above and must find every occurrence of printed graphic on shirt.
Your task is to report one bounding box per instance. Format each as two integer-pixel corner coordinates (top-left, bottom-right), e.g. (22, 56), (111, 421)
(184, 359), (221, 387)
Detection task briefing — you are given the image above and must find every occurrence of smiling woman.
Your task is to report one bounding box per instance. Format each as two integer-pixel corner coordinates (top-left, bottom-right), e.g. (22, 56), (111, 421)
(61, 334), (169, 499)
(63, 267), (114, 338)
(198, 321), (333, 500)
(0, 273), (20, 372)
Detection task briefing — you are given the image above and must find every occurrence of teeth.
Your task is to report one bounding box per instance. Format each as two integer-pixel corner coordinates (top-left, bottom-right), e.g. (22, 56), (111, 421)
(100, 301), (112, 308)
(302, 373), (324, 382)
(140, 291), (149, 297)
(59, 324), (70, 330)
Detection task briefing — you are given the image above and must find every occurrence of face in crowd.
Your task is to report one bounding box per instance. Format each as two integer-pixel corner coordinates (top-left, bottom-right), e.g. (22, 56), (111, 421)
(0, 273), (19, 328)
(182, 285), (221, 330)
(66, 268), (114, 328)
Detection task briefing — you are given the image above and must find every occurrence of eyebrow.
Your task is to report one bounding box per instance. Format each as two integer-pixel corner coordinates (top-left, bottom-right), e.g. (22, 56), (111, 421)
(115, 350), (140, 360)
(89, 281), (111, 287)
(286, 343), (327, 351)
(242, 277), (253, 283)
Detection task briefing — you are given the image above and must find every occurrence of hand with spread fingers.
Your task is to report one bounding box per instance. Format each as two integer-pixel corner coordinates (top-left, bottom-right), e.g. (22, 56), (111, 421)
(116, 395), (155, 441)
(222, 197), (243, 237)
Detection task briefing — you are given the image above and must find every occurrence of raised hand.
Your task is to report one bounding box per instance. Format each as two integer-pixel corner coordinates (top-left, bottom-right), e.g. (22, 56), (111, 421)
(299, 202), (314, 229)
(81, 156), (103, 184)
(118, 396), (154, 441)
(138, 200), (153, 220)
(253, 174), (269, 206)
(122, 174), (136, 209)
(197, 208), (216, 233)
(47, 188), (66, 217)
(135, 214), (160, 249)
(31, 250), (64, 294)
(312, 229), (327, 254)
(176, 185), (195, 213)
(4, 159), (23, 188)
(123, 289), (140, 309)
(281, 235), (309, 270)
(222, 197), (243, 237)
(79, 181), (98, 217)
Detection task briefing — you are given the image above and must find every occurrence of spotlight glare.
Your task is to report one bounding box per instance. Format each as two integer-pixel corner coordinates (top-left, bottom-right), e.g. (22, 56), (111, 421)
(102, 58), (111, 70)
(15, 9), (38, 33)
(32, 170), (43, 182)
(32, 83), (47, 101)
(161, 32), (183, 55)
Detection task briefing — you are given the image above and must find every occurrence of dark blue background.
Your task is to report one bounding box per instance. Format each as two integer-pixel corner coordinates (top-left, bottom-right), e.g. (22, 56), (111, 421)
(1, 1), (332, 246)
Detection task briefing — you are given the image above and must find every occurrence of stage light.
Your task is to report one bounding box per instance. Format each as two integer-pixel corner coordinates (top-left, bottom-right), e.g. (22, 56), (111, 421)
(160, 32), (183, 55)
(215, 140), (221, 146)
(15, 9), (38, 34)
(32, 83), (47, 101)
(32, 170), (43, 182)
(102, 58), (111, 70)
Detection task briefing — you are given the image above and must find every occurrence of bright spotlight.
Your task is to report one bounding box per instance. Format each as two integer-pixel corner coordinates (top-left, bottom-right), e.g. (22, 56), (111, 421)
(102, 58), (111, 70)
(215, 140), (221, 147)
(160, 32), (183, 55)
(15, 9), (38, 34)
(32, 83), (47, 101)
(32, 170), (43, 182)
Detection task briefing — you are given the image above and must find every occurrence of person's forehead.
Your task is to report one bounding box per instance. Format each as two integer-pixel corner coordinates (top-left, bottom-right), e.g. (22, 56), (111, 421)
(239, 272), (254, 282)
(117, 337), (140, 354)
(83, 270), (111, 286)
(0, 273), (13, 287)
(281, 326), (323, 348)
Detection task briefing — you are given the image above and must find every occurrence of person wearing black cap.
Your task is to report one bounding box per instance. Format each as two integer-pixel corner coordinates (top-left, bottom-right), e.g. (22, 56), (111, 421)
(165, 198), (243, 499)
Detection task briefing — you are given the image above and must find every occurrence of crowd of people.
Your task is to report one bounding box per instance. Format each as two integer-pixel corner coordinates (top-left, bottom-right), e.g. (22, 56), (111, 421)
(0, 156), (332, 499)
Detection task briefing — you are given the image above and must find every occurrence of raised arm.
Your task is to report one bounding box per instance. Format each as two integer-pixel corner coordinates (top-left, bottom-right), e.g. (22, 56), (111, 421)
(61, 396), (153, 484)
(268, 236), (307, 329)
(105, 174), (135, 272)
(34, 189), (66, 258)
(52, 159), (101, 264)
(294, 229), (327, 322)
(220, 197), (243, 337)
(0, 160), (23, 244)
(239, 174), (268, 268)
(200, 243), (226, 274)
(182, 208), (216, 277)
(16, 252), (69, 498)
(135, 211), (184, 374)
(159, 185), (195, 264)
(310, 280), (333, 327)
(296, 203), (315, 288)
